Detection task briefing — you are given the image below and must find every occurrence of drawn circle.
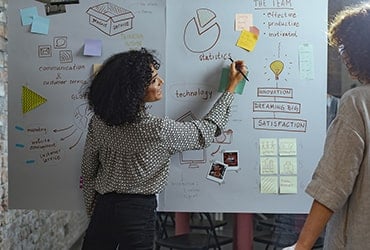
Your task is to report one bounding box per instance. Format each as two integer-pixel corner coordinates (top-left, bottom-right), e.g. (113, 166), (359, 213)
(183, 17), (221, 53)
(55, 38), (66, 48)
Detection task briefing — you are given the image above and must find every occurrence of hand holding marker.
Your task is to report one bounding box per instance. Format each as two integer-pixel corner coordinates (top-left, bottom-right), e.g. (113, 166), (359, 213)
(229, 57), (249, 82)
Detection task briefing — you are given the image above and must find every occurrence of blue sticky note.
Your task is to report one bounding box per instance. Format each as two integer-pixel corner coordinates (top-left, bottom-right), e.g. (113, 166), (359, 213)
(218, 68), (246, 95)
(30, 16), (50, 35)
(84, 39), (102, 57)
(20, 7), (38, 26)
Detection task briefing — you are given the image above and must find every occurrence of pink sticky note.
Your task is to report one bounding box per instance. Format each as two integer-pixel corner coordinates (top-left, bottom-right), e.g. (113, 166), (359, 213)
(249, 26), (260, 36)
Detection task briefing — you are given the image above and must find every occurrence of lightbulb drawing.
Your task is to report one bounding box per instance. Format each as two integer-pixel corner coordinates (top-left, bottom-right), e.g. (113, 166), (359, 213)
(270, 60), (284, 80)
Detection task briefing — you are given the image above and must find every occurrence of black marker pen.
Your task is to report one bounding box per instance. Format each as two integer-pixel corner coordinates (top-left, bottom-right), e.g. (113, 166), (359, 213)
(229, 57), (249, 82)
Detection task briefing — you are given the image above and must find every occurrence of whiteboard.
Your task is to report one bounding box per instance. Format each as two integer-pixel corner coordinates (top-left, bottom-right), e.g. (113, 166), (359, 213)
(8, 0), (166, 210)
(158, 0), (327, 213)
(8, 0), (328, 213)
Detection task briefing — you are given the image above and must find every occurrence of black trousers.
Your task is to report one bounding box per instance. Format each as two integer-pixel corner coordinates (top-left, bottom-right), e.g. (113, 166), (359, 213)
(82, 192), (157, 250)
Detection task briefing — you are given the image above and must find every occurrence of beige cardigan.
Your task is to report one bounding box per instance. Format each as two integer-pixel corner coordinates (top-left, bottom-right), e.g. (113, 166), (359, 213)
(306, 85), (370, 249)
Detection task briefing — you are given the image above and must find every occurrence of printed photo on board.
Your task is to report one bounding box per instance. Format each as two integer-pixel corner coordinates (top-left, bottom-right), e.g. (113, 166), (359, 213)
(207, 161), (228, 183)
(223, 150), (239, 171)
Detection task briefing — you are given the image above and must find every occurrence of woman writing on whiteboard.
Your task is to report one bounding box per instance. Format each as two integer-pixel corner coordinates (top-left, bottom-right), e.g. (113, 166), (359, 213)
(284, 3), (370, 250)
(80, 48), (247, 249)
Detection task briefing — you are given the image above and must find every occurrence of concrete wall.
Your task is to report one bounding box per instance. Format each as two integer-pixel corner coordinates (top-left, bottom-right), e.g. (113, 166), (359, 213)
(0, 1), (88, 249)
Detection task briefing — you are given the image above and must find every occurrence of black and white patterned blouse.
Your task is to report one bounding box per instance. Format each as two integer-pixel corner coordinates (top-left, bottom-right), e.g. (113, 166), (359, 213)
(81, 92), (234, 216)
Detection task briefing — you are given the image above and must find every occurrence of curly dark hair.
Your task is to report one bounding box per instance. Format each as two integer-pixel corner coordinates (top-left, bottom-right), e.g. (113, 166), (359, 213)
(87, 48), (160, 126)
(328, 3), (370, 84)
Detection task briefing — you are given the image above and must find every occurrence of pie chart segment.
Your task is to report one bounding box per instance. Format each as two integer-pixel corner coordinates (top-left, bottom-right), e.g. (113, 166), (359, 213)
(196, 8), (216, 28)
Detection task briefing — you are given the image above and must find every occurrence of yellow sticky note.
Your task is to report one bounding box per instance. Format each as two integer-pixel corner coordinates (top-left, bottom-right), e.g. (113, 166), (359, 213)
(260, 157), (278, 175)
(279, 138), (297, 156)
(93, 64), (102, 76)
(279, 157), (297, 175)
(236, 29), (258, 51)
(279, 176), (298, 194)
(259, 138), (278, 156)
(260, 176), (278, 194)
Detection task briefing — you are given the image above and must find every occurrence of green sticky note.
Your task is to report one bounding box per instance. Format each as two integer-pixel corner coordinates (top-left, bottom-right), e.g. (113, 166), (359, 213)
(218, 68), (246, 94)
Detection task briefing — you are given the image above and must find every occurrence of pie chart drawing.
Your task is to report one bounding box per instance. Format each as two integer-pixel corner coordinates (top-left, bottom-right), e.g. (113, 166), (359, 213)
(183, 8), (221, 53)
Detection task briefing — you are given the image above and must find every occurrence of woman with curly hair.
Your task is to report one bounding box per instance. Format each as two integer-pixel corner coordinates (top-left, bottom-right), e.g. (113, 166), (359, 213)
(285, 3), (370, 250)
(80, 48), (246, 249)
